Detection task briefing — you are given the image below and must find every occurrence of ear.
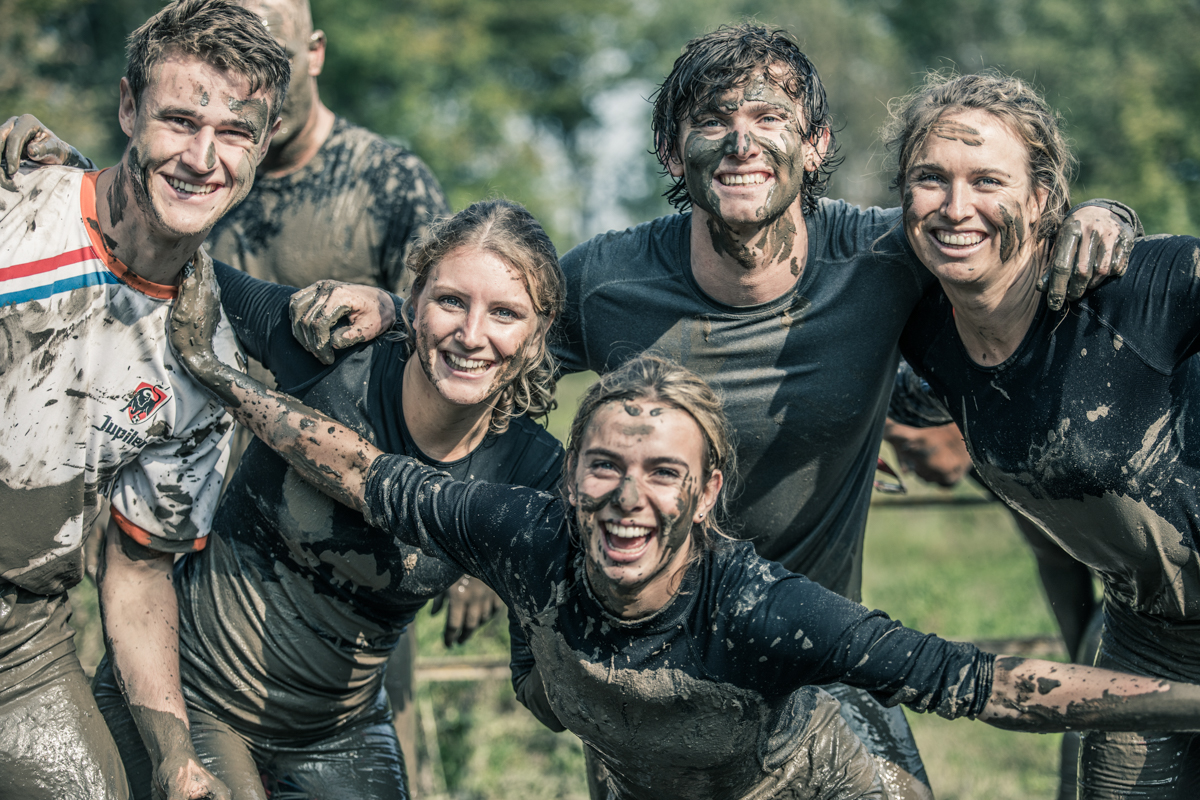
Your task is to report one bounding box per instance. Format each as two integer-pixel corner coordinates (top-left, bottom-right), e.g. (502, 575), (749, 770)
(308, 30), (327, 77)
(666, 147), (685, 179)
(803, 127), (831, 173)
(693, 468), (723, 524)
(118, 78), (137, 138)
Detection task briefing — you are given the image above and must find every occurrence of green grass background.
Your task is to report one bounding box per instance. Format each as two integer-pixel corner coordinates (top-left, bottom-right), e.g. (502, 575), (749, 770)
(67, 371), (1073, 799)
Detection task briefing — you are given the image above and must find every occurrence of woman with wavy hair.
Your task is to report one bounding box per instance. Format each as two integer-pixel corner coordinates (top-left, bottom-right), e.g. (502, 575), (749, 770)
(168, 254), (1200, 800)
(890, 71), (1200, 798)
(94, 198), (566, 800)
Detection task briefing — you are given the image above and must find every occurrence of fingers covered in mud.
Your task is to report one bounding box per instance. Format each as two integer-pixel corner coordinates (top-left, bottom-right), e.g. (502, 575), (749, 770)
(170, 249), (240, 406)
(0, 114), (92, 191)
(288, 280), (394, 365)
(1040, 206), (1137, 309)
(1041, 219), (1081, 310)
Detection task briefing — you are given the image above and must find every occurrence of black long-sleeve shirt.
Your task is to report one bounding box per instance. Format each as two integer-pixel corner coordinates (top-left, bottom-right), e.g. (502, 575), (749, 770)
(364, 453), (994, 800)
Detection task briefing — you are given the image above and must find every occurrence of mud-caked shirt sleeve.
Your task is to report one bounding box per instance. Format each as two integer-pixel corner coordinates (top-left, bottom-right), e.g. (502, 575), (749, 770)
(212, 259), (334, 390)
(710, 549), (995, 720)
(363, 453), (568, 610)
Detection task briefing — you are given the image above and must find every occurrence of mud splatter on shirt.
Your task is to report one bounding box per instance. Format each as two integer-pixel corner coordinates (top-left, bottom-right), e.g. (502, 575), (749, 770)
(901, 235), (1200, 622)
(0, 166), (237, 690)
(555, 201), (933, 599)
(364, 455), (994, 800)
(206, 117), (448, 294)
(174, 263), (562, 738)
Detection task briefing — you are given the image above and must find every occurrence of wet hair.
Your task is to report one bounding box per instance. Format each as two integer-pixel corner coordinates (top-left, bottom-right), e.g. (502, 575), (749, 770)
(403, 199), (564, 435)
(563, 353), (738, 552)
(882, 70), (1076, 241)
(125, 0), (292, 125)
(651, 23), (841, 215)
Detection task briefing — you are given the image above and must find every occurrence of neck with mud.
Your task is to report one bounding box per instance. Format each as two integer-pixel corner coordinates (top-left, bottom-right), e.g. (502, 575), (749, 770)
(688, 204), (809, 306)
(94, 165), (203, 286)
(260, 97), (334, 178)
(401, 357), (494, 462)
(943, 251), (1043, 367)
(586, 556), (692, 621)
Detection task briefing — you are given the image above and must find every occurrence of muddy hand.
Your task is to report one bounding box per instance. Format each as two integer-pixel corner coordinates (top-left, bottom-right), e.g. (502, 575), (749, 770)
(170, 249), (239, 406)
(1039, 206), (1135, 310)
(430, 576), (504, 647)
(0, 114), (93, 191)
(289, 280), (396, 365)
(155, 751), (231, 800)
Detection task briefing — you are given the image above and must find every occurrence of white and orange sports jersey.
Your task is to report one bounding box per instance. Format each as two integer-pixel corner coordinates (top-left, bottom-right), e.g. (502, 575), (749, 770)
(0, 166), (240, 596)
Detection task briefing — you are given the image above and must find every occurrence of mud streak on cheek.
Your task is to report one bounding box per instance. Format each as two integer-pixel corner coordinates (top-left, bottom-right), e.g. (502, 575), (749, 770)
(998, 204), (1024, 263)
(205, 143), (216, 171)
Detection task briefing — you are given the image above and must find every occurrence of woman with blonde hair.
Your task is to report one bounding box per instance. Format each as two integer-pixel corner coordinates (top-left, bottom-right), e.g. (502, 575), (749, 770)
(891, 71), (1200, 798)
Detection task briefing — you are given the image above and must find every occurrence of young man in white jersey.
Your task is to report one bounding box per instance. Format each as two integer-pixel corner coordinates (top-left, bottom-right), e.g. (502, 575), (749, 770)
(0, 2), (289, 798)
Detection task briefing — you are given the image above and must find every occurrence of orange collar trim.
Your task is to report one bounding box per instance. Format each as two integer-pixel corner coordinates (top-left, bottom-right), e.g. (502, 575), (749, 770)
(81, 170), (179, 301)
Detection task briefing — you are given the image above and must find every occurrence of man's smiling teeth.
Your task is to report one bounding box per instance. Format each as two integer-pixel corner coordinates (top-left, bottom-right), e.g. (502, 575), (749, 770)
(445, 352), (491, 373)
(718, 173), (767, 186)
(936, 231), (984, 247)
(167, 177), (216, 195)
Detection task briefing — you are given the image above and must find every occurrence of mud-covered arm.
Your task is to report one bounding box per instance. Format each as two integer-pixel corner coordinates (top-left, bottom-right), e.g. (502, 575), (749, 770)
(98, 519), (230, 800)
(980, 656), (1200, 733)
(1040, 200), (1140, 310)
(172, 250), (380, 513)
(0, 114), (96, 191)
(886, 360), (953, 428)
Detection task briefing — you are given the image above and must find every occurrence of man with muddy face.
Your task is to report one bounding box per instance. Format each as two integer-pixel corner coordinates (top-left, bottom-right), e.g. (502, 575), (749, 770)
(0, 2), (288, 799)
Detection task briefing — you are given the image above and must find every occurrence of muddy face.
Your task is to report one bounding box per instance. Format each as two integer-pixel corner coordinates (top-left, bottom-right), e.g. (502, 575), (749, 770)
(115, 49), (276, 240)
(242, 0), (320, 149)
(668, 70), (822, 264)
(569, 399), (721, 619)
(407, 246), (540, 410)
(901, 108), (1047, 288)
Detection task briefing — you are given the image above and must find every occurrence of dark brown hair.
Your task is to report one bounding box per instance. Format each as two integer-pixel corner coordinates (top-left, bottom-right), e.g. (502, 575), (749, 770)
(651, 23), (841, 215)
(126, 0), (292, 124)
(404, 199), (564, 434)
(564, 353), (738, 551)
(883, 71), (1076, 241)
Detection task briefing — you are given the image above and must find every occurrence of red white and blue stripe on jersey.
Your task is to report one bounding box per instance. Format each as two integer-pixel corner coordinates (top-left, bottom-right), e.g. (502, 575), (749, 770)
(0, 245), (121, 307)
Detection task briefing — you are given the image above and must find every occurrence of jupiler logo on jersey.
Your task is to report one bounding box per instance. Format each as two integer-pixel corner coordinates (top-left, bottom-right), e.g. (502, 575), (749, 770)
(126, 382), (170, 425)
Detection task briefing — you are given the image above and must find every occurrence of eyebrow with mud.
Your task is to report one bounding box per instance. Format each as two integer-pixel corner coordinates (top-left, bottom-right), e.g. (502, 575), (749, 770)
(585, 446), (690, 471)
(907, 161), (1015, 181)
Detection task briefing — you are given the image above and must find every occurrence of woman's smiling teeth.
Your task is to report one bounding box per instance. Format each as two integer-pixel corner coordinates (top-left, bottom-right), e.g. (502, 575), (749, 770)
(167, 177), (216, 195)
(936, 231), (984, 247)
(603, 521), (654, 552)
(719, 172), (768, 186)
(445, 352), (491, 374)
